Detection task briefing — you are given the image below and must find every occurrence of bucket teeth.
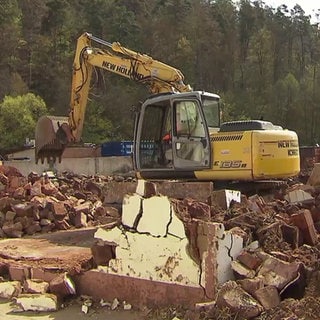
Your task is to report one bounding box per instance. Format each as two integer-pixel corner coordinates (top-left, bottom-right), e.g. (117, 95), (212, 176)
(35, 115), (69, 164)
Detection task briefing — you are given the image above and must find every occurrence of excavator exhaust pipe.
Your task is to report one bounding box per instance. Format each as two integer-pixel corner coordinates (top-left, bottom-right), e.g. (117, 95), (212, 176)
(35, 116), (71, 164)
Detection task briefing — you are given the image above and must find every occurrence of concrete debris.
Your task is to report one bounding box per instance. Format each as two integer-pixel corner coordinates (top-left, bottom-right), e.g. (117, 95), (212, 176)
(111, 297), (120, 310)
(0, 281), (21, 299)
(12, 293), (58, 312)
(215, 281), (263, 319)
(209, 189), (241, 209)
(81, 296), (93, 314)
(23, 279), (49, 294)
(122, 300), (132, 310)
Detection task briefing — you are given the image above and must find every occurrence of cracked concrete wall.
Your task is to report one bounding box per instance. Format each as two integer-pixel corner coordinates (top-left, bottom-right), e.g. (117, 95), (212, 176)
(94, 193), (244, 295)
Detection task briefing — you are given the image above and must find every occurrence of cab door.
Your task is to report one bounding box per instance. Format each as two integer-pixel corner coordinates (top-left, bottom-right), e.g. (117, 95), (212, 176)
(171, 98), (211, 169)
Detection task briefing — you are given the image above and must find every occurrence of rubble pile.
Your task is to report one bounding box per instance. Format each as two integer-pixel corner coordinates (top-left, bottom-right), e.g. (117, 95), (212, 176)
(0, 168), (131, 238)
(1, 164), (320, 318)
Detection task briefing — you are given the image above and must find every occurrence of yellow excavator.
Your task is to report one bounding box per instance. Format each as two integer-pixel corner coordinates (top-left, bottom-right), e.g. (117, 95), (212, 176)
(35, 32), (300, 182)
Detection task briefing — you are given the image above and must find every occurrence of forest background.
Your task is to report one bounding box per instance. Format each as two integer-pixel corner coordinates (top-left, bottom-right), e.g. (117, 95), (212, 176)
(1, 0), (320, 153)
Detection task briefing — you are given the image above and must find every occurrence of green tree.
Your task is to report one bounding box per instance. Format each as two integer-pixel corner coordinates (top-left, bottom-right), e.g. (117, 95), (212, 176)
(0, 93), (48, 150)
(82, 100), (120, 144)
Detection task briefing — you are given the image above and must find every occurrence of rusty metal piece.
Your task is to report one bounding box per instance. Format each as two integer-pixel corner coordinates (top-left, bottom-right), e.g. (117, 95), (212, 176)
(35, 116), (70, 164)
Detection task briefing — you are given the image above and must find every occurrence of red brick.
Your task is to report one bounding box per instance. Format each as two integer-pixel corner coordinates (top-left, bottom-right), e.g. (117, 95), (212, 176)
(290, 209), (318, 245)
(254, 285), (280, 310)
(9, 265), (30, 281)
(237, 251), (263, 270)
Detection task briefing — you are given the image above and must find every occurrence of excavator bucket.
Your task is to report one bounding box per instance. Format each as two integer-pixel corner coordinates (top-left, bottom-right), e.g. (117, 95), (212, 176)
(35, 116), (70, 164)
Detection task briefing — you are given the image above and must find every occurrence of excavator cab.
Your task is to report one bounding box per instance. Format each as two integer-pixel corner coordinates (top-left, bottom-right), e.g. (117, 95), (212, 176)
(133, 91), (220, 179)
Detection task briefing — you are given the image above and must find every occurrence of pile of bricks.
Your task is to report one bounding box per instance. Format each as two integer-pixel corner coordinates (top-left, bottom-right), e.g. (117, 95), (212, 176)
(0, 166), (126, 238)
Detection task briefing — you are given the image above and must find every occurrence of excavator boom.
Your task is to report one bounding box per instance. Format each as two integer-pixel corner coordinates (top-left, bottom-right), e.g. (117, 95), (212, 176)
(35, 33), (192, 164)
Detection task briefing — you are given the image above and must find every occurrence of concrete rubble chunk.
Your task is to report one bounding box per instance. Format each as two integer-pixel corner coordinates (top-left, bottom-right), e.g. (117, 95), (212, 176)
(111, 297), (120, 310)
(0, 281), (22, 299)
(247, 194), (266, 214)
(215, 281), (263, 319)
(105, 232), (200, 285)
(51, 202), (67, 219)
(13, 293), (58, 312)
(285, 189), (314, 204)
(23, 279), (49, 294)
(216, 228), (244, 283)
(210, 189), (241, 209)
(11, 203), (34, 218)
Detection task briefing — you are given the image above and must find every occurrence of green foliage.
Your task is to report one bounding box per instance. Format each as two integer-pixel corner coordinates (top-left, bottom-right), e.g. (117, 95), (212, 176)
(0, 93), (48, 149)
(82, 100), (120, 144)
(1, 0), (320, 146)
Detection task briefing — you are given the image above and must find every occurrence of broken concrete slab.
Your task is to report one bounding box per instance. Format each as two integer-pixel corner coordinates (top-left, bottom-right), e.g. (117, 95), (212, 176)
(13, 293), (58, 312)
(98, 230), (200, 286)
(0, 237), (92, 280)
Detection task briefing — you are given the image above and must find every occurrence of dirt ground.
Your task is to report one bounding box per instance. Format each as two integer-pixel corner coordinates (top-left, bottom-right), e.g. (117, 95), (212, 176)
(0, 299), (143, 320)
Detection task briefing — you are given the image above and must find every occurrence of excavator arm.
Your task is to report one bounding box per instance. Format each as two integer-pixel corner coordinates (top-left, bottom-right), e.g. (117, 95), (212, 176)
(35, 32), (191, 164)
